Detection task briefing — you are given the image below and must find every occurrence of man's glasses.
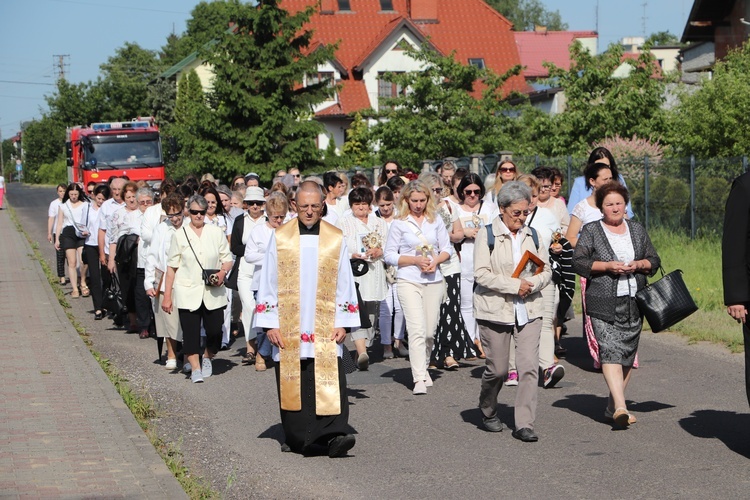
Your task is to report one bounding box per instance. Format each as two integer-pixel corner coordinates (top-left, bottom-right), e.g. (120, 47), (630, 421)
(189, 209), (207, 216)
(246, 201), (264, 206)
(540, 185), (552, 191)
(138, 200), (153, 206)
(499, 167), (516, 173)
(464, 189), (481, 196)
(298, 204), (322, 211)
(506, 209), (531, 217)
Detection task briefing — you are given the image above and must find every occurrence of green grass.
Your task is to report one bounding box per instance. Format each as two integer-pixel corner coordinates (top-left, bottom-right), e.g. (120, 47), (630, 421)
(647, 228), (744, 352)
(7, 206), (216, 499)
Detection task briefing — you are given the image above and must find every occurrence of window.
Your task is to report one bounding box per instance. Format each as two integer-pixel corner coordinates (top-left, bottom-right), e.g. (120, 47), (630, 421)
(379, 0), (394, 10)
(378, 73), (404, 111)
(337, 0), (351, 11)
(469, 58), (486, 69)
(308, 72), (334, 88)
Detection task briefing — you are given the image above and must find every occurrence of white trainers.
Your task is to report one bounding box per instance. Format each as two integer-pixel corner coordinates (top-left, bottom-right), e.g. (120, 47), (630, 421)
(202, 357), (213, 378)
(191, 370), (204, 383)
(165, 359), (177, 370)
(413, 380), (427, 395)
(424, 373), (433, 387)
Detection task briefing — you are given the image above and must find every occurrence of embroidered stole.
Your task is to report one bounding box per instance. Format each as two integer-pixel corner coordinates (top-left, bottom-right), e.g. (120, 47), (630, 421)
(276, 220), (342, 415)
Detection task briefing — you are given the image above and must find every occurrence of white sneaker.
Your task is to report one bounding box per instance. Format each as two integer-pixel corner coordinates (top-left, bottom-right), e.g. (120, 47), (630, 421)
(413, 380), (427, 395)
(191, 370), (204, 383)
(424, 373), (433, 387)
(202, 357), (213, 378)
(165, 359), (177, 370)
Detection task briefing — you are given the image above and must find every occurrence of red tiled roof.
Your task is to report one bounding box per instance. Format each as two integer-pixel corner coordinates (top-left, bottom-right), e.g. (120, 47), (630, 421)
(281, 0), (528, 114)
(514, 30), (598, 78)
(315, 80), (371, 117)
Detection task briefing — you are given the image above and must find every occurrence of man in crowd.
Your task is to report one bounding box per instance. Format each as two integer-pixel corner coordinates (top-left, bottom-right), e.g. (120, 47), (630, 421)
(255, 181), (360, 457)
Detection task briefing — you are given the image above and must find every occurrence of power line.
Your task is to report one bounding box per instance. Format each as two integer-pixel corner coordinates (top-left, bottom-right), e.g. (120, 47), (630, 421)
(0, 80), (55, 86)
(43, 0), (189, 15)
(0, 95), (46, 100)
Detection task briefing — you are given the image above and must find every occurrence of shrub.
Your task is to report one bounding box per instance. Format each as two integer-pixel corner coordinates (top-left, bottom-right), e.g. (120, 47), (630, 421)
(35, 159), (67, 185)
(593, 135), (665, 182)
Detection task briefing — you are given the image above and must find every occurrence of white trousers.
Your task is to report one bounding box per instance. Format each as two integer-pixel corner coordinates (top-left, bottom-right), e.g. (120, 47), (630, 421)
(237, 273), (257, 342)
(460, 275), (478, 342)
(397, 280), (443, 384)
(379, 283), (405, 345)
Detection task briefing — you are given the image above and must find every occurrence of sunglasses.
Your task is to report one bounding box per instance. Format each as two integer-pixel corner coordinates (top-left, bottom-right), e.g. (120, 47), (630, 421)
(87, 190), (94, 194)
(233, 182), (245, 188)
(189, 209), (207, 216)
(246, 200), (264, 206)
(507, 209), (531, 217)
(385, 169), (398, 174)
(499, 167), (516, 173)
(432, 188), (443, 194)
(464, 189), (481, 196)
(292, 174), (300, 178)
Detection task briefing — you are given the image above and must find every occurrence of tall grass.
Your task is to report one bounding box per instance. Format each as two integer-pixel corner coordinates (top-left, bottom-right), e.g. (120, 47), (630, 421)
(647, 228), (744, 352)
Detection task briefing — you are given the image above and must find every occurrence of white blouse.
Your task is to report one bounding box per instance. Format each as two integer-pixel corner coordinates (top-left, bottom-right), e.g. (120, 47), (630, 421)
(384, 215), (453, 284)
(339, 214), (388, 302)
(601, 221), (637, 297)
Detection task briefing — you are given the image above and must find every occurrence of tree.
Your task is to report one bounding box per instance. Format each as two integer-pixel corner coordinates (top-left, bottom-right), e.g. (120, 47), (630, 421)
(541, 42), (667, 156)
(170, 70), (212, 177)
(21, 117), (66, 183)
(645, 31), (680, 47)
(364, 46), (522, 169)
(485, 0), (568, 31)
(668, 42), (750, 158)
(97, 42), (162, 120)
(196, 0), (337, 181)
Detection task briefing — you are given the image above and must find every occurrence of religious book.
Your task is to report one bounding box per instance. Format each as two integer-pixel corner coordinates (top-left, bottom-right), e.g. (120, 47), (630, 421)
(511, 250), (545, 279)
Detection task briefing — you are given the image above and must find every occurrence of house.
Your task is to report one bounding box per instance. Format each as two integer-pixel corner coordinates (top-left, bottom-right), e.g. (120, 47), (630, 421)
(680, 0), (750, 82)
(513, 28), (598, 114)
(161, 0), (528, 154)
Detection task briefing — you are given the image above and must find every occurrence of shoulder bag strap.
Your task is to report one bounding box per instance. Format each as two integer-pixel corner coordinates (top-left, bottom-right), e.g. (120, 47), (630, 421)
(406, 220), (432, 248)
(183, 227), (206, 273)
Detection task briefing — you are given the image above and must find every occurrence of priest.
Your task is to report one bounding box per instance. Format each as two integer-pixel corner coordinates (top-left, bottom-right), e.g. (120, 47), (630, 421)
(255, 181), (360, 457)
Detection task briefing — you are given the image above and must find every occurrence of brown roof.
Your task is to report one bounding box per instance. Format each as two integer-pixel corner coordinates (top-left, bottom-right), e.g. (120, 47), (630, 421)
(514, 30), (598, 79)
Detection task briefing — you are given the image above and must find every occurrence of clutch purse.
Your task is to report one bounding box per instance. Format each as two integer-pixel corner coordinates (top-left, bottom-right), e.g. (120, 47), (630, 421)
(635, 268), (698, 333)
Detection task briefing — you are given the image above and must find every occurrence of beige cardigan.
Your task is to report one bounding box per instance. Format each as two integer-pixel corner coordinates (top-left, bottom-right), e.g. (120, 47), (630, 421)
(473, 217), (552, 325)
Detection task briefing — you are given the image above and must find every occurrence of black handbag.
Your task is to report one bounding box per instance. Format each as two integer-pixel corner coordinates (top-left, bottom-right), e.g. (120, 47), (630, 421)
(635, 268), (698, 333)
(103, 274), (127, 314)
(184, 228), (222, 286)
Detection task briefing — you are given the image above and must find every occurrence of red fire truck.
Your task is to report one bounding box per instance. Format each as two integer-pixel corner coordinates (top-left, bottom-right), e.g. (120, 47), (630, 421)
(66, 117), (165, 185)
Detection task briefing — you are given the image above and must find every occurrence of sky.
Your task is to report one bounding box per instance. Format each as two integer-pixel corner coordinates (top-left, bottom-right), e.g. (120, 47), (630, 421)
(0, 0), (691, 140)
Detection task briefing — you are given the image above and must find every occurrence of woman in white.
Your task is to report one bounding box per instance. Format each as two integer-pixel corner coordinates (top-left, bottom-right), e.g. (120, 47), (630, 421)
(0, 173), (5, 209)
(485, 159), (519, 206)
(84, 184), (108, 320)
(374, 186), (407, 358)
(532, 166), (570, 233)
(162, 195), (233, 383)
(454, 173), (499, 359)
(48, 183), (67, 284)
(339, 187), (388, 371)
(244, 192), (288, 371)
(230, 186), (267, 367)
(55, 183), (90, 298)
(384, 180), (453, 395)
(145, 194), (185, 370)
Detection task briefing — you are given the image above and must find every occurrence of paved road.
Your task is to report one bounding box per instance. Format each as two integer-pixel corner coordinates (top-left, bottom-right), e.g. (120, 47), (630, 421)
(6, 183), (749, 499)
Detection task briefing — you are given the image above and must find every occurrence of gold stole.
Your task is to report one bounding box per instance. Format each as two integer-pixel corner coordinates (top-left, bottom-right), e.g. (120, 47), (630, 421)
(276, 220), (342, 416)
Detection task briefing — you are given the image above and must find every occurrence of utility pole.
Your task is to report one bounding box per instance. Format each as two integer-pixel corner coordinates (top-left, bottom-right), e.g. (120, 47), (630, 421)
(642, 2), (648, 37)
(595, 0), (599, 54)
(53, 54), (70, 81)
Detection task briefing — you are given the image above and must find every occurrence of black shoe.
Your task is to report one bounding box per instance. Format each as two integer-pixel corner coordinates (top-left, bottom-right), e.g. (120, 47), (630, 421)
(482, 415), (504, 432)
(94, 311), (104, 320)
(512, 427), (539, 442)
(554, 343), (567, 358)
(328, 434), (356, 458)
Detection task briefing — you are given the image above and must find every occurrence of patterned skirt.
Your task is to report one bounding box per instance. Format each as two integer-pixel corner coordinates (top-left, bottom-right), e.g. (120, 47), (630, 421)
(589, 296), (642, 367)
(432, 273), (477, 361)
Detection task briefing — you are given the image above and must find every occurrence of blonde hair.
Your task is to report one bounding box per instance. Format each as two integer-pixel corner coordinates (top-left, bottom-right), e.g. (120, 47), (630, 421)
(396, 180), (437, 223)
(491, 160), (519, 198)
(516, 173), (540, 192)
(266, 192), (289, 215)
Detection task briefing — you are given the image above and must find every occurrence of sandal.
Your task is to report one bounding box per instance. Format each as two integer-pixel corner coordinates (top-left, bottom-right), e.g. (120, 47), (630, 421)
(81, 285), (90, 297)
(243, 351), (256, 365)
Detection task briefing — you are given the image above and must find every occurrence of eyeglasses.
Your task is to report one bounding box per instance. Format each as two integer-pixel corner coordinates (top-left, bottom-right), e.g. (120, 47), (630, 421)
(189, 209), (207, 216)
(292, 174), (300, 178)
(499, 167), (516, 173)
(268, 214), (285, 220)
(385, 169), (398, 174)
(87, 190), (94, 194)
(298, 204), (322, 211)
(506, 209), (531, 217)
(233, 182), (245, 188)
(138, 200), (153, 206)
(432, 188), (443, 194)
(246, 201), (264, 206)
(464, 189), (481, 196)
(166, 212), (182, 218)
(540, 185), (552, 191)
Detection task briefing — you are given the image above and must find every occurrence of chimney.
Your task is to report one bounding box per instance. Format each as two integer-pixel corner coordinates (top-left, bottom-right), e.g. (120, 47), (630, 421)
(321, 0), (335, 14)
(409, 0), (438, 23)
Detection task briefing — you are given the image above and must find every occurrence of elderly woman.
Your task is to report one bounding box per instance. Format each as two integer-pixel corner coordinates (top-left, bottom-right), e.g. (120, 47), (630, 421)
(474, 181), (552, 442)
(384, 180), (453, 395)
(572, 182), (660, 428)
(162, 195), (233, 383)
(339, 187), (388, 370)
(145, 194), (185, 370)
(244, 192), (289, 371)
(108, 183), (154, 335)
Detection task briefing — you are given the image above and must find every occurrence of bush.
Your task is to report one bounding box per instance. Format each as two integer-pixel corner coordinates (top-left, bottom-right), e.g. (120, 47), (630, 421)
(35, 159), (67, 185)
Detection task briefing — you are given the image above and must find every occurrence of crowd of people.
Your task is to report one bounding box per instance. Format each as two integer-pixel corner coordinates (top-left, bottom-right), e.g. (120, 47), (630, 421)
(46, 147), (662, 451)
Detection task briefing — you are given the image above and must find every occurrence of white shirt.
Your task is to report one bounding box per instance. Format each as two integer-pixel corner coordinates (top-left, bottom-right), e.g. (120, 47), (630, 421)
(235, 213), (265, 278)
(48, 198), (62, 232)
(527, 206), (560, 249)
(508, 228), (529, 326)
(0, 175), (5, 189)
(244, 222), (275, 291)
(601, 221), (637, 297)
(99, 198), (125, 255)
(456, 202), (498, 281)
(60, 200), (89, 229)
(339, 214), (388, 302)
(437, 202), (461, 276)
(84, 204), (101, 246)
(108, 206), (148, 268)
(384, 215), (453, 284)
(145, 220), (178, 293)
(254, 229), (360, 361)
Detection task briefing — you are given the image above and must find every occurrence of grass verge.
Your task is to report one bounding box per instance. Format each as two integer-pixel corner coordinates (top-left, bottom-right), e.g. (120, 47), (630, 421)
(7, 206), (215, 499)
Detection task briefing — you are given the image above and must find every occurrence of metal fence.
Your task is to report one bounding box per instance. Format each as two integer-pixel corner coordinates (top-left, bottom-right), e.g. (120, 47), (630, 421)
(349, 154), (748, 239)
